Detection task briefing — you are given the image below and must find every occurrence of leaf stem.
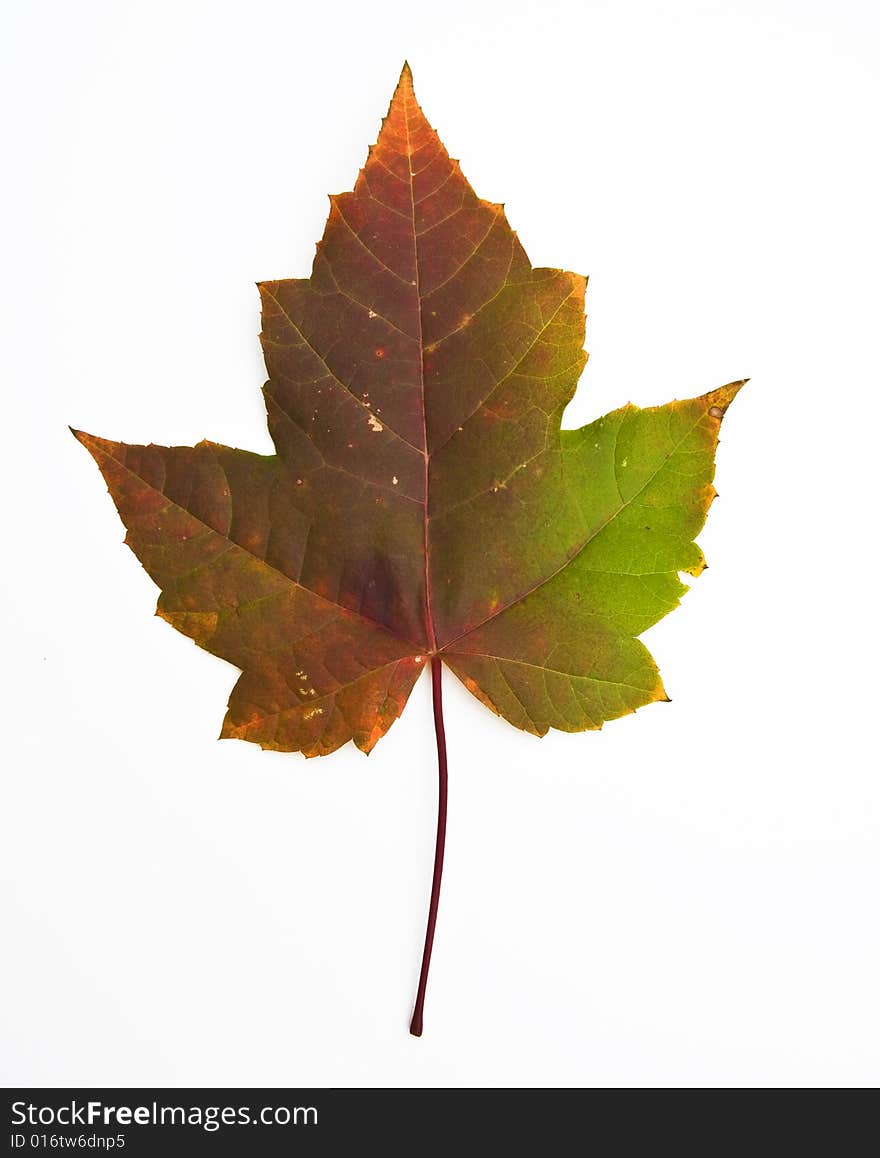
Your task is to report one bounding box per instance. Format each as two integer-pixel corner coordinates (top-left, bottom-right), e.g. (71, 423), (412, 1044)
(409, 656), (448, 1037)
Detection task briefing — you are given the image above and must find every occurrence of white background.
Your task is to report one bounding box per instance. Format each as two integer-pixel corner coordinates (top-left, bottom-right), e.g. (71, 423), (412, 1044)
(3, 0), (878, 1088)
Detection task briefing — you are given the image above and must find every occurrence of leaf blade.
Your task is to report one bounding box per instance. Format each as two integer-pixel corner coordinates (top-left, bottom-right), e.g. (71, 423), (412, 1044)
(73, 67), (743, 753)
(73, 430), (425, 755)
(439, 384), (743, 734)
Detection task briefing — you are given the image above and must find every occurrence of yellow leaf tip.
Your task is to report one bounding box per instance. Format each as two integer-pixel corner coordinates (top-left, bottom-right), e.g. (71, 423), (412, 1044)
(706, 379), (747, 417)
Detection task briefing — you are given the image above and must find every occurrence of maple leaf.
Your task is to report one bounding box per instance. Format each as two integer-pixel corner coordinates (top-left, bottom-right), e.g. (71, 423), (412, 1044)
(73, 64), (743, 1034)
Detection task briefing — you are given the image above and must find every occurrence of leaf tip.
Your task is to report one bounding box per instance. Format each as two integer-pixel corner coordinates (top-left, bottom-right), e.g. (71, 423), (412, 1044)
(70, 427), (113, 462)
(705, 379), (747, 419)
(396, 60), (415, 94)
